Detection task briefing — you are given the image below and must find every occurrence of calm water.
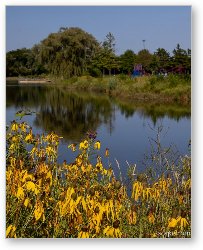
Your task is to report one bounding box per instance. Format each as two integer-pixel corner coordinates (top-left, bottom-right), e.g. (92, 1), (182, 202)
(6, 84), (191, 176)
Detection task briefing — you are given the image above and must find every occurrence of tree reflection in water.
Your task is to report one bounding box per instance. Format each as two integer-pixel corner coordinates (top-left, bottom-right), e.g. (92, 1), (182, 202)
(6, 85), (191, 141)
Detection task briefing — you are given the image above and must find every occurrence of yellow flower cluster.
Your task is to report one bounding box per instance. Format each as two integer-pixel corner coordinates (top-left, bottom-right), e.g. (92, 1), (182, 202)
(6, 120), (191, 238)
(168, 215), (189, 230)
(132, 176), (173, 202)
(79, 140), (89, 150)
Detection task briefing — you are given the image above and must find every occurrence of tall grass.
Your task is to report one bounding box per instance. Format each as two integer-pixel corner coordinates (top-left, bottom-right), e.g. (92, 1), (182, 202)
(55, 74), (191, 104)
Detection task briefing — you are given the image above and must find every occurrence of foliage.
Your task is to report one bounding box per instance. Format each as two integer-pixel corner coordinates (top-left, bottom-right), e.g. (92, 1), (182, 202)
(172, 44), (191, 74)
(151, 48), (171, 73)
(102, 32), (116, 53)
(36, 27), (100, 78)
(6, 48), (47, 77)
(6, 24), (191, 78)
(56, 74), (191, 105)
(119, 50), (136, 74)
(88, 67), (102, 77)
(135, 49), (153, 73)
(90, 32), (119, 76)
(6, 119), (191, 238)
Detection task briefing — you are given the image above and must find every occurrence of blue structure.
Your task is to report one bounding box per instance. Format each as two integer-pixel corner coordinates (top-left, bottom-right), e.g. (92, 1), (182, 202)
(132, 64), (142, 78)
(132, 69), (141, 77)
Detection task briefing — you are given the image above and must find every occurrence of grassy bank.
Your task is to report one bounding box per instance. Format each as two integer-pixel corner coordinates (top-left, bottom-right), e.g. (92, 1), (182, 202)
(6, 119), (191, 238)
(6, 74), (191, 105)
(54, 74), (191, 105)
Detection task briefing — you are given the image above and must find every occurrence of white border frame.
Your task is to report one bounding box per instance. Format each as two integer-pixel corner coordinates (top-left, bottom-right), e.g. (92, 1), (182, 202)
(1, 1), (202, 250)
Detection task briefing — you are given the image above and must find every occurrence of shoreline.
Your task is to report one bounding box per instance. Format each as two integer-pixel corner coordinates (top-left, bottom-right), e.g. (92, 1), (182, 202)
(6, 75), (191, 105)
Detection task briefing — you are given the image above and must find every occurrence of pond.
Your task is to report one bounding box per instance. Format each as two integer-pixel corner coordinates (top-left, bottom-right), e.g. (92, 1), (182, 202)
(6, 84), (191, 177)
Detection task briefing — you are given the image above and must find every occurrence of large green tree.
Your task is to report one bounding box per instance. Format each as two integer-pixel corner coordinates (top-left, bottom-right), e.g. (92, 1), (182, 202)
(119, 50), (136, 74)
(151, 48), (171, 73)
(172, 44), (191, 73)
(37, 27), (100, 78)
(90, 32), (119, 76)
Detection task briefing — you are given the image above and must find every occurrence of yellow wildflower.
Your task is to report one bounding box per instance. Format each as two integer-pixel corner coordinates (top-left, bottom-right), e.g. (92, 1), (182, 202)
(46, 146), (55, 156)
(105, 148), (109, 157)
(25, 181), (36, 192)
(78, 227), (89, 238)
(102, 168), (108, 175)
(11, 135), (18, 143)
(132, 181), (143, 201)
(24, 198), (30, 207)
(22, 171), (34, 183)
(69, 196), (82, 215)
(25, 132), (33, 142)
(103, 226), (114, 237)
(34, 201), (44, 221)
(9, 143), (15, 151)
(30, 147), (38, 158)
(96, 162), (103, 172)
(143, 188), (152, 200)
(16, 187), (24, 200)
(180, 217), (189, 230)
(94, 141), (101, 150)
(79, 140), (89, 150)
(58, 187), (81, 216)
(6, 225), (17, 238)
(75, 155), (83, 166)
(19, 122), (27, 133)
(168, 218), (178, 228)
(176, 216), (189, 230)
(151, 233), (157, 238)
(103, 220), (122, 238)
(79, 142), (84, 150)
(11, 122), (18, 131)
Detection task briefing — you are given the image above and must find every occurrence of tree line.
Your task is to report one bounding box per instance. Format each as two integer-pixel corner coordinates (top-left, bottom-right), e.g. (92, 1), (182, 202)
(6, 27), (191, 78)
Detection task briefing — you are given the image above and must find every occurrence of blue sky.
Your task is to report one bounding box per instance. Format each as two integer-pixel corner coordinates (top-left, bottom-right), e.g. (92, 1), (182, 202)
(6, 6), (191, 55)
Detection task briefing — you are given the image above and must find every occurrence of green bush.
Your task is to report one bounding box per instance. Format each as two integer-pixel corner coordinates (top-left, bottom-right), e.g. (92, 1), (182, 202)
(89, 68), (102, 77)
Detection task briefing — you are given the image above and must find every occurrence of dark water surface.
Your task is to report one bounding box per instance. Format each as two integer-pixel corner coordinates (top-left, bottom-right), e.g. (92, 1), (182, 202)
(6, 84), (191, 176)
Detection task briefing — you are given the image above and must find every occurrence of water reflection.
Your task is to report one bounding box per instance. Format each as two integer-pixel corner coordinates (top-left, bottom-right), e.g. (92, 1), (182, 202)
(6, 85), (191, 142)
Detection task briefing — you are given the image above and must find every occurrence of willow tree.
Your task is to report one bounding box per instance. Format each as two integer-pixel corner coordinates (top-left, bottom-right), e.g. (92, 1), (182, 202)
(36, 27), (100, 78)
